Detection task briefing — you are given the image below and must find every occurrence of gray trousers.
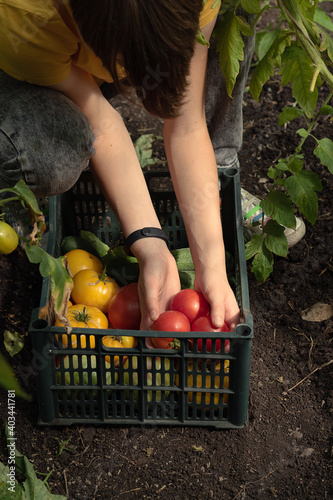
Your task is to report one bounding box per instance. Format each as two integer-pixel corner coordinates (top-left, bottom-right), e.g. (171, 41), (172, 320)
(0, 23), (255, 197)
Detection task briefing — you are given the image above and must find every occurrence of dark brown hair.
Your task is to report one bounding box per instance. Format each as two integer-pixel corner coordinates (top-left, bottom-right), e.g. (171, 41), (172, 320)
(69, 0), (203, 118)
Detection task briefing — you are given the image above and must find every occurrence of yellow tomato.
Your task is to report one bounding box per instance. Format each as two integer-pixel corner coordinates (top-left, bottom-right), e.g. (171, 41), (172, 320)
(65, 249), (103, 277)
(102, 336), (126, 367)
(187, 361), (229, 405)
(54, 304), (108, 348)
(71, 269), (120, 313)
(116, 336), (138, 348)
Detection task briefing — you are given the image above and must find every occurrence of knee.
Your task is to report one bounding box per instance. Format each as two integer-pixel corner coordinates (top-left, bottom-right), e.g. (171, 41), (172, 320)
(0, 89), (96, 197)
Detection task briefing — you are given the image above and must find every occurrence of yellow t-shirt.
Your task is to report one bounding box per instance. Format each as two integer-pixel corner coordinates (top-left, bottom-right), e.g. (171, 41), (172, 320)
(0, 0), (220, 86)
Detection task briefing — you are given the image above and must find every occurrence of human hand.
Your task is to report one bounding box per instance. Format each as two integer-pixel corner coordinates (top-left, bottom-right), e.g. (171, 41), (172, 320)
(194, 264), (240, 331)
(131, 239), (181, 330)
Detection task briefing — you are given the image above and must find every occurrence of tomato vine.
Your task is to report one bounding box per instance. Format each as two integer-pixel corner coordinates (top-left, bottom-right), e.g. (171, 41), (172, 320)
(214, 0), (333, 281)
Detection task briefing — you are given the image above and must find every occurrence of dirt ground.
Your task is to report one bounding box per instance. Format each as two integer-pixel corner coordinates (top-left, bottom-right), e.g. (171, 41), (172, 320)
(1, 10), (333, 500)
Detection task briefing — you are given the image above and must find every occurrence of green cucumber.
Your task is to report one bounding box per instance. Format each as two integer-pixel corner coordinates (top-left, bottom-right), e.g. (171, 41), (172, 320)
(79, 230), (110, 259)
(61, 236), (101, 258)
(171, 248), (194, 271)
(179, 270), (195, 289)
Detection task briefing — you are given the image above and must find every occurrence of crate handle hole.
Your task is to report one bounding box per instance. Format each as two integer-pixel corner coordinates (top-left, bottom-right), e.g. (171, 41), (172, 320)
(31, 319), (49, 330)
(235, 324), (252, 337)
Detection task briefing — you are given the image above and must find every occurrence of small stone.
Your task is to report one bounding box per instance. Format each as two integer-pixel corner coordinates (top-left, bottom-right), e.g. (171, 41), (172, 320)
(300, 448), (314, 457)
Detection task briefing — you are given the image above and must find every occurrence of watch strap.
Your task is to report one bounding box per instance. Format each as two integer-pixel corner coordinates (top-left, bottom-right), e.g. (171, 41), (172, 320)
(124, 227), (169, 256)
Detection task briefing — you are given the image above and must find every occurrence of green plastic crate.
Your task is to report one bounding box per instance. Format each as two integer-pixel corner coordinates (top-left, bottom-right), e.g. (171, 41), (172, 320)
(29, 169), (253, 428)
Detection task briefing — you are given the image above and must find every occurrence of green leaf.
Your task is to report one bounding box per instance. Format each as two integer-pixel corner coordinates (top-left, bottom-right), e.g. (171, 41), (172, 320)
(250, 244), (274, 282)
(279, 45), (318, 118)
(1, 179), (42, 215)
(245, 233), (265, 260)
(314, 7), (333, 32)
(25, 245), (73, 332)
(250, 30), (291, 101)
(313, 137), (333, 173)
(264, 220), (289, 257)
(318, 28), (333, 60)
(0, 179), (46, 242)
(285, 171), (322, 224)
(196, 29), (210, 47)
(296, 128), (309, 139)
(0, 352), (31, 400)
(285, 154), (304, 173)
(276, 160), (289, 171)
(278, 106), (304, 125)
(260, 190), (296, 228)
(134, 134), (162, 169)
(23, 455), (65, 499)
(0, 461), (24, 499)
(267, 166), (279, 180)
(4, 330), (24, 357)
(255, 28), (281, 61)
(214, 11), (245, 97)
(319, 104), (333, 116)
(2, 425), (67, 499)
(236, 15), (254, 37)
(240, 0), (262, 14)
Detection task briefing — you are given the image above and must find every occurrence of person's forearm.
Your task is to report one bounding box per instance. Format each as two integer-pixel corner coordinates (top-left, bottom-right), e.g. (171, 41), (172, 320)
(164, 122), (227, 276)
(49, 67), (161, 241)
(90, 105), (161, 239)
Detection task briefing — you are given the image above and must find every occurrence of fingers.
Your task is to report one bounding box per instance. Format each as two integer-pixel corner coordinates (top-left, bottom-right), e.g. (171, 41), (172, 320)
(199, 279), (240, 331)
(136, 250), (181, 330)
(138, 281), (160, 330)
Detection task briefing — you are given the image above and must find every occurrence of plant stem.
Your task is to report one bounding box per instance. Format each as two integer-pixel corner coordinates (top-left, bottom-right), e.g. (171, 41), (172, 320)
(0, 195), (20, 205)
(278, 0), (333, 91)
(296, 91), (333, 152)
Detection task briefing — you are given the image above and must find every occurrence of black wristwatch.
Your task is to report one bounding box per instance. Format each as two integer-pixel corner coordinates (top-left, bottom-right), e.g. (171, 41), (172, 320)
(124, 227), (169, 256)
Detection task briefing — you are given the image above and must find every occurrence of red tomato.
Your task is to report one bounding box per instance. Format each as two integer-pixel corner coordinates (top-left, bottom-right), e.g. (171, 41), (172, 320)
(151, 311), (191, 332)
(150, 311), (190, 349)
(169, 289), (210, 324)
(190, 315), (230, 353)
(150, 337), (175, 349)
(108, 283), (141, 330)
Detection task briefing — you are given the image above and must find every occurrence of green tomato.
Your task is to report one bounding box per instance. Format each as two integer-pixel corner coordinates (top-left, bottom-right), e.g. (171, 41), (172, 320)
(56, 355), (113, 399)
(0, 221), (19, 255)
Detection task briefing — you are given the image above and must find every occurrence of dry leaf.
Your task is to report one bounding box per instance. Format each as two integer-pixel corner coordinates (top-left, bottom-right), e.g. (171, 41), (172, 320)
(301, 303), (333, 322)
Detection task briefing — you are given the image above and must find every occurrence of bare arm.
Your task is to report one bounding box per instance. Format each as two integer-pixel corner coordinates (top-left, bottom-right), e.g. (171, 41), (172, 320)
(49, 68), (180, 327)
(163, 18), (240, 329)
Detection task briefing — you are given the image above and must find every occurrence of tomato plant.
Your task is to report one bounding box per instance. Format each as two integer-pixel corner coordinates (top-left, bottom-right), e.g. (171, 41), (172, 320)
(65, 248), (103, 277)
(190, 315), (230, 353)
(169, 289), (210, 324)
(71, 268), (120, 313)
(108, 283), (141, 330)
(0, 221), (19, 255)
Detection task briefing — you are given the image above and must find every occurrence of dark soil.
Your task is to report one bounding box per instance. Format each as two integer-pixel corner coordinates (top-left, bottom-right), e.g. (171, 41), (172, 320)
(1, 12), (333, 500)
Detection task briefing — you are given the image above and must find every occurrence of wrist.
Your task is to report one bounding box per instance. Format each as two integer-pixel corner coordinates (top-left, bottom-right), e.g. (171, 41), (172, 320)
(124, 227), (169, 256)
(130, 234), (170, 260)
